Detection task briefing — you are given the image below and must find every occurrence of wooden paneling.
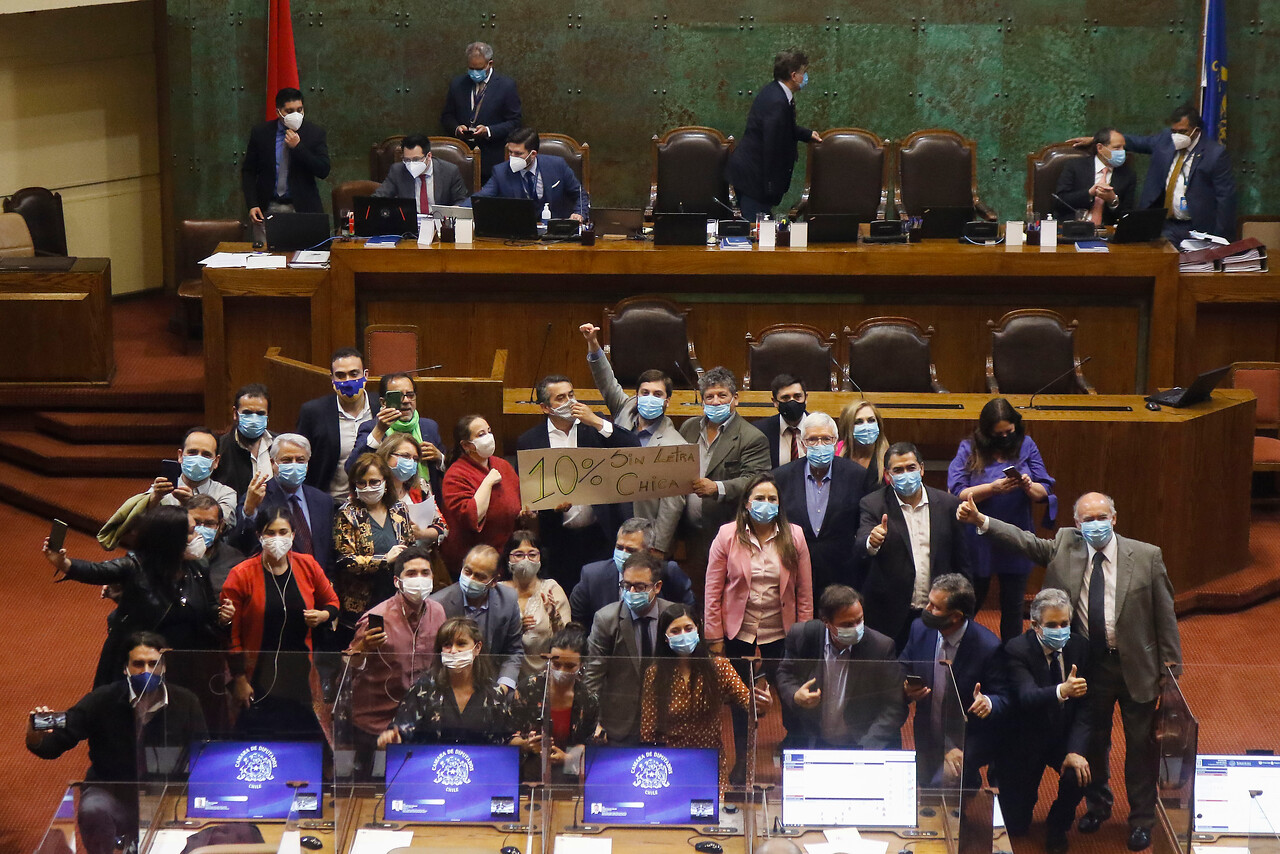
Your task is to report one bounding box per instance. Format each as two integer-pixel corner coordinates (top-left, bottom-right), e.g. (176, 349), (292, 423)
(1182, 272), (1280, 380)
(1, 258), (112, 383)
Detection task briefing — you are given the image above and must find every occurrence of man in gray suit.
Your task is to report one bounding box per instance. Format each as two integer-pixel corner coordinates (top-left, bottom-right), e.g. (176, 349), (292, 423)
(582, 552), (673, 744)
(429, 544), (524, 690)
(958, 491), (1181, 852)
(373, 133), (469, 212)
(579, 322), (687, 554)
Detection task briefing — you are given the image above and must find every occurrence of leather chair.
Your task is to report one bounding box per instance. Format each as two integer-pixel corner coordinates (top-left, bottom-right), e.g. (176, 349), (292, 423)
(365, 324), (420, 376)
(646, 126), (735, 218)
(986, 309), (1096, 394)
(843, 317), (947, 393)
(894, 128), (996, 221)
(0, 212), (35, 258)
(3, 186), (67, 256)
(538, 133), (590, 194)
(430, 136), (481, 195)
(744, 324), (839, 391)
(369, 134), (406, 182)
(793, 129), (890, 220)
(1228, 361), (1280, 476)
(332, 180), (380, 232)
(175, 219), (244, 340)
(603, 295), (703, 389)
(1026, 141), (1091, 219)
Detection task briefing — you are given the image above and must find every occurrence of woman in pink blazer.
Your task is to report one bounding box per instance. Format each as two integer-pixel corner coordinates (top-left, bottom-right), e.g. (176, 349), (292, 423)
(704, 472), (813, 783)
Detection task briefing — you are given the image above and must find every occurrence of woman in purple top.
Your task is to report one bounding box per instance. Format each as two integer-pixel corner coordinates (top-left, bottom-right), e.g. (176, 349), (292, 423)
(947, 398), (1056, 642)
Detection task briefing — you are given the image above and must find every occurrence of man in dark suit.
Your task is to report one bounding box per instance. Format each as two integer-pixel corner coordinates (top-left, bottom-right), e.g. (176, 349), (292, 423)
(998, 588), (1093, 853)
(857, 442), (971, 648)
(295, 347), (379, 500)
(241, 87), (330, 242)
(774, 411), (869, 597)
(1054, 127), (1138, 225)
(373, 134), (468, 212)
(569, 517), (696, 626)
(958, 491), (1181, 851)
(754, 373), (809, 469)
(517, 374), (639, 591)
(726, 48), (822, 221)
(440, 41), (522, 182)
(1128, 103), (1236, 242)
(469, 128), (589, 221)
(430, 544), (523, 689)
(582, 553), (673, 744)
(343, 372), (445, 499)
(776, 585), (906, 750)
(900, 574), (1007, 789)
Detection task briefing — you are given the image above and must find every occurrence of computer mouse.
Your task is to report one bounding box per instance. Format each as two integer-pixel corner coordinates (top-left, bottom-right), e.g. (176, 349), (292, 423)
(500, 847), (522, 854)
(251, 241), (264, 249)
(694, 842), (723, 854)
(1146, 401), (1162, 411)
(299, 836), (323, 850)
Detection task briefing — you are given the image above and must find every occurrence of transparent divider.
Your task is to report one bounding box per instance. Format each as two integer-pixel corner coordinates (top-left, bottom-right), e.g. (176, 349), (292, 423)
(1157, 665), (1199, 854)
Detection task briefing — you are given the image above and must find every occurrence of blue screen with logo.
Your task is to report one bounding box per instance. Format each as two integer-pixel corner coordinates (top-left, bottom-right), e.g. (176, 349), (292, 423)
(186, 741), (323, 819)
(384, 744), (520, 823)
(583, 747), (720, 826)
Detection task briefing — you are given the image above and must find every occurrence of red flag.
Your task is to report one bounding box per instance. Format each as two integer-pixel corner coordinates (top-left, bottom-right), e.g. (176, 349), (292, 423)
(265, 0), (300, 121)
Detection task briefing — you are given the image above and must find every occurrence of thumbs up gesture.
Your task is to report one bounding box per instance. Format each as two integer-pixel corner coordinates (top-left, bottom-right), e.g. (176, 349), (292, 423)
(868, 514), (889, 550)
(967, 681), (993, 718)
(1061, 663), (1088, 699)
(956, 495), (985, 527)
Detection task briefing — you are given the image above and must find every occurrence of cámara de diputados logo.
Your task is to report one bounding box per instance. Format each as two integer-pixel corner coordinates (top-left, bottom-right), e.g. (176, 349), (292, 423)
(433, 748), (475, 790)
(631, 751), (674, 794)
(235, 745), (279, 786)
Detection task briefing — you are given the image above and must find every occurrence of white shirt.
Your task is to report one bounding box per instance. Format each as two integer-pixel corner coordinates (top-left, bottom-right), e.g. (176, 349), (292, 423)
(1042, 642), (1070, 701)
(777, 415), (806, 465)
(866, 489), (933, 609)
(237, 430), (274, 480)
(1077, 534), (1119, 648)
(331, 392), (372, 498)
(157, 477), (238, 527)
(778, 80), (794, 103)
(1167, 134), (1201, 221)
(546, 416), (614, 529)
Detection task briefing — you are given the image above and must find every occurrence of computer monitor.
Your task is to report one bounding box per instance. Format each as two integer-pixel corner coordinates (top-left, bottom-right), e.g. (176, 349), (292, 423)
(781, 749), (918, 828)
(471, 196), (539, 240)
(384, 744), (520, 823)
(583, 746), (719, 826)
(353, 196), (418, 238)
(1194, 754), (1280, 834)
(186, 741), (323, 819)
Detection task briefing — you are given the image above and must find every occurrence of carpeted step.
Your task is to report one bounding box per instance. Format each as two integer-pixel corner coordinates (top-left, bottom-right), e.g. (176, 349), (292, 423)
(0, 387), (203, 411)
(33, 411), (195, 445)
(0, 431), (172, 478)
(0, 457), (141, 536)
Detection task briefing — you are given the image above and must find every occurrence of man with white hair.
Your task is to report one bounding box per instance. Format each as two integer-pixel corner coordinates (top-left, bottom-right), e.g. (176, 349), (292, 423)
(772, 411), (870, 598)
(440, 41), (523, 182)
(958, 491), (1181, 852)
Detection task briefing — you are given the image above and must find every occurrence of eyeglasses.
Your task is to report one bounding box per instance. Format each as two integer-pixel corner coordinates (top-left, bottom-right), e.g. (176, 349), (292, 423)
(510, 550), (540, 561)
(402, 156), (427, 164)
(803, 436), (836, 447)
(619, 581), (655, 593)
(390, 452), (419, 463)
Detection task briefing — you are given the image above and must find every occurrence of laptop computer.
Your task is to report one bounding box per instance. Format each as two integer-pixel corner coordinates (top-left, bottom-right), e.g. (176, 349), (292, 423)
(1145, 364), (1231, 408)
(806, 214), (862, 244)
(653, 211), (708, 246)
(264, 212), (331, 251)
(595, 207), (644, 236)
(1109, 208), (1167, 244)
(353, 196), (417, 238)
(431, 204), (473, 221)
(919, 206), (975, 239)
(471, 196), (539, 239)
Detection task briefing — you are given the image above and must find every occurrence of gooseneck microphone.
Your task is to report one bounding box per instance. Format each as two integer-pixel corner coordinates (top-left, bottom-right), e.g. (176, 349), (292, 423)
(528, 322), (554, 404)
(1023, 356), (1093, 411)
(829, 354), (863, 396)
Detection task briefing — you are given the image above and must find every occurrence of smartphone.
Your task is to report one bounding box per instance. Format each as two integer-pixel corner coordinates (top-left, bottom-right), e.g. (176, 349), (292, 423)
(905, 675), (925, 690)
(31, 711), (66, 731)
(383, 390), (403, 409)
(1002, 465), (1020, 479)
(48, 519), (68, 553)
(366, 614), (385, 633)
(160, 459), (182, 484)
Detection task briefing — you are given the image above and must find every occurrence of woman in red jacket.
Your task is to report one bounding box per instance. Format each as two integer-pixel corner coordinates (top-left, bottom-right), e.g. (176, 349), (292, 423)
(440, 414), (525, 573)
(220, 505), (339, 738)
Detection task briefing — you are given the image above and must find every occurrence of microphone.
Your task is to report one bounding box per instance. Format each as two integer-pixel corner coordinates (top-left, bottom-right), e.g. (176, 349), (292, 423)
(407, 364), (443, 374)
(712, 197), (742, 220)
(1051, 193), (1084, 217)
(367, 748), (414, 828)
(829, 354), (863, 396)
(673, 360), (700, 391)
(1023, 356), (1093, 410)
(528, 322), (554, 404)
(168, 738), (215, 826)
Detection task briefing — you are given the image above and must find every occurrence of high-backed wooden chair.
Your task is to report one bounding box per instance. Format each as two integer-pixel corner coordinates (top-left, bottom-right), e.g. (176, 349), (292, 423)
(986, 309), (1096, 394)
(173, 219), (244, 341)
(744, 324), (839, 391)
(369, 135), (406, 183)
(794, 129), (890, 220)
(646, 126), (735, 218)
(844, 317), (947, 393)
(603, 295), (703, 389)
(1026, 141), (1091, 220)
(895, 128), (995, 221)
(2, 186), (67, 256)
(538, 133), (590, 194)
(365, 325), (420, 377)
(430, 136), (481, 195)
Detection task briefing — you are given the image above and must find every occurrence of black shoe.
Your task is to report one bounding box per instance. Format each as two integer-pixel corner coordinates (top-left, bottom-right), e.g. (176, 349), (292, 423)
(1045, 833), (1069, 854)
(1077, 810), (1110, 834)
(1127, 827), (1152, 851)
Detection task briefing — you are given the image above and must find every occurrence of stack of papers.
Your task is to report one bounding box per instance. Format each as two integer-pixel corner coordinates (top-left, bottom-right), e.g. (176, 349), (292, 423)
(245, 254), (287, 269)
(804, 828), (890, 854)
(350, 828), (414, 854)
(719, 236), (752, 250)
(1075, 241), (1109, 253)
(198, 252), (253, 268)
(1221, 246), (1266, 272)
(1179, 257), (1216, 273)
(290, 250), (331, 268)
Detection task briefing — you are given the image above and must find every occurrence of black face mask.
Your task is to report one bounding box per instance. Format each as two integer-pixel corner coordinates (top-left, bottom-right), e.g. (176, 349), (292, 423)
(920, 610), (953, 631)
(992, 433), (1017, 452)
(778, 399), (806, 423)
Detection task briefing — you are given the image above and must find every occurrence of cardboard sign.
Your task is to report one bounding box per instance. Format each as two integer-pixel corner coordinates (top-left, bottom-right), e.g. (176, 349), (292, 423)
(518, 444), (700, 510)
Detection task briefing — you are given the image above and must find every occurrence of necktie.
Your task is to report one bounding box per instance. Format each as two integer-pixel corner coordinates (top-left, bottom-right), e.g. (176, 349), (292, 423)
(418, 174), (431, 216)
(523, 171), (536, 201)
(931, 639), (951, 738)
(290, 494), (313, 556)
(639, 617), (653, 659)
(1088, 552), (1108, 657)
(1165, 151), (1187, 217)
(1051, 650), (1064, 684)
(786, 427), (800, 463)
(1090, 167), (1109, 226)
(275, 129), (290, 199)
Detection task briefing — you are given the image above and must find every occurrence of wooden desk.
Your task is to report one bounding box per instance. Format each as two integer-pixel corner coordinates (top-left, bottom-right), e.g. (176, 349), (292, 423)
(503, 390), (1255, 594)
(1179, 270), (1280, 376)
(2, 257), (112, 384)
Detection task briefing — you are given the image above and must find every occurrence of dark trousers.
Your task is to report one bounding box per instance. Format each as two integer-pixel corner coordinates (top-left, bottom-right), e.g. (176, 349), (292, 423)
(998, 746), (1087, 836)
(737, 194), (773, 223)
(1084, 650), (1158, 829)
(972, 573), (1029, 643)
(725, 637), (785, 772)
(78, 785), (138, 854)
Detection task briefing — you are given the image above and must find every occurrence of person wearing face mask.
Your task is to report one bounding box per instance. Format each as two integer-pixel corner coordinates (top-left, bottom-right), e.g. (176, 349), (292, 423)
(241, 87), (330, 244)
(296, 347), (381, 500)
(947, 398), (1055, 643)
(499, 530), (570, 677)
(440, 41), (523, 183)
(1053, 128), (1137, 225)
(837, 399), (890, 491)
(220, 506), (338, 738)
(380, 616), (514, 746)
(233, 433), (335, 579)
(957, 492), (1181, 851)
(580, 322), (688, 554)
(370, 433), (449, 566)
(27, 632), (207, 854)
(774, 412), (870, 598)
(900, 574), (1008, 790)
(704, 472), (812, 783)
(858, 442), (970, 650)
(372, 134), (469, 214)
(147, 427), (238, 525)
(346, 545), (447, 781)
(43, 505), (222, 688)
(345, 372), (447, 497)
(440, 414), (526, 574)
(640, 604), (771, 790)
(776, 584), (906, 750)
(753, 374), (810, 469)
(725, 48), (823, 222)
(430, 545), (524, 690)
(185, 494), (245, 595)
(510, 623), (601, 782)
(469, 128), (590, 221)
(568, 517), (696, 627)
(996, 588), (1093, 851)
(212, 383), (274, 498)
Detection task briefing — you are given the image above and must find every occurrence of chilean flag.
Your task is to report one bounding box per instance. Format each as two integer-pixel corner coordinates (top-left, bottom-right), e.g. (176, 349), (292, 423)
(1200, 0), (1227, 144)
(265, 0), (300, 121)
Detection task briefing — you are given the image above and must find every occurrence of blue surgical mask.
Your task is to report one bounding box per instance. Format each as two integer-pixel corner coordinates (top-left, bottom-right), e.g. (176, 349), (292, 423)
(128, 671), (162, 695)
(276, 462), (307, 488)
(237, 413), (268, 440)
(1107, 148), (1126, 168)
(1040, 626), (1070, 651)
(1080, 519), (1113, 550)
(334, 376), (365, 397)
(852, 422), (880, 445)
(613, 548), (630, 573)
(195, 525), (217, 548)
(668, 630), (700, 655)
(636, 395), (666, 421)
(392, 456), (418, 482)
(703, 403), (731, 424)
(468, 67), (488, 83)
(749, 500), (779, 523)
(834, 623), (864, 645)
(621, 588), (652, 613)
(806, 443), (834, 469)
(890, 469), (922, 498)
(799, 72), (809, 89)
(181, 455), (213, 483)
(459, 573), (491, 600)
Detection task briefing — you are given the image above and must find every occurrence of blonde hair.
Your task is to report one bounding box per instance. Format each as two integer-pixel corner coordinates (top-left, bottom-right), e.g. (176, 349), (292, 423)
(838, 399), (888, 484)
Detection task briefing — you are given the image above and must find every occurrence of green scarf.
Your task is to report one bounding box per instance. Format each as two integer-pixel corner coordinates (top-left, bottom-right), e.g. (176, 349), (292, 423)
(388, 411), (428, 481)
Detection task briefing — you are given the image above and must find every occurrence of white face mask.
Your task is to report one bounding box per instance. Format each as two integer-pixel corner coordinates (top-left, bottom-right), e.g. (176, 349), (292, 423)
(508, 155), (529, 173)
(261, 534), (293, 561)
(398, 575), (434, 604)
(440, 648), (475, 669)
(471, 434), (496, 459)
(281, 111), (304, 131)
(357, 484), (386, 506)
(405, 160), (428, 179)
(184, 535), (207, 561)
(1171, 132), (1192, 150)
